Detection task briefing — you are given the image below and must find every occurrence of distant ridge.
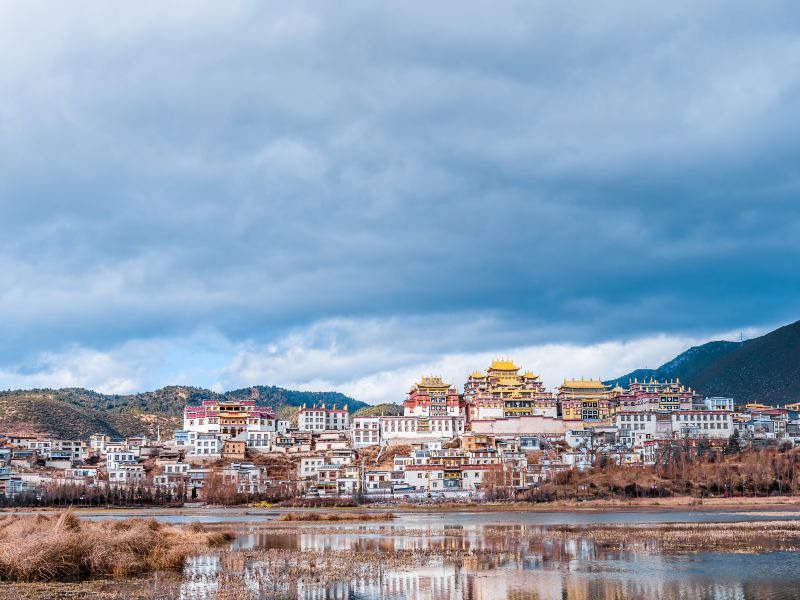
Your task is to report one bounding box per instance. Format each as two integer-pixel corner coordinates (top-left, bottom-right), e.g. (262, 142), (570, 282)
(0, 385), (367, 440)
(352, 403), (403, 417)
(606, 320), (800, 405)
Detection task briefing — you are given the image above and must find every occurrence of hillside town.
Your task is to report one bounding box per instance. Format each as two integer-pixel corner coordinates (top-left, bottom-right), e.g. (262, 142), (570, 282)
(2, 360), (800, 504)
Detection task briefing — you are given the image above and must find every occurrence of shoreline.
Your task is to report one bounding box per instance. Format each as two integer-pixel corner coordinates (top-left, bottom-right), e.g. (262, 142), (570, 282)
(384, 495), (800, 513)
(4, 494), (800, 516)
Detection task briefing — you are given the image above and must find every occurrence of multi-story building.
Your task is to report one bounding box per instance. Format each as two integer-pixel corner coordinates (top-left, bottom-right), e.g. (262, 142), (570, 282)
(173, 429), (198, 450)
(364, 470), (392, 493)
(743, 407), (788, 439)
(704, 397), (735, 412)
(464, 360), (556, 420)
(380, 415), (465, 441)
(403, 376), (465, 418)
(222, 462), (268, 494)
(244, 430), (274, 452)
(108, 463), (145, 486)
(187, 466), (211, 492)
(54, 440), (89, 462)
(616, 378), (702, 412)
(462, 433), (495, 452)
(351, 417), (381, 448)
(298, 404), (350, 432)
(11, 438), (89, 462)
(350, 415), (466, 447)
(106, 451), (137, 471)
(671, 411), (735, 439)
(189, 433), (223, 459)
(153, 461), (190, 490)
(299, 457), (326, 479)
(183, 400), (276, 437)
(403, 465), (446, 492)
(222, 440), (246, 460)
(66, 467), (98, 481)
(559, 379), (617, 421)
(90, 434), (111, 453)
(615, 411), (659, 446)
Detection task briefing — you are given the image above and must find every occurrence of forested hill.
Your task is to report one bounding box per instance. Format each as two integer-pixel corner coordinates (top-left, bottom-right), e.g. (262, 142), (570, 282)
(0, 385), (367, 440)
(606, 319), (800, 405)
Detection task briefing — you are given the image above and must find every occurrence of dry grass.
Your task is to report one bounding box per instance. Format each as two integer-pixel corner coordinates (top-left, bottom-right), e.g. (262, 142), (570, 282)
(275, 511), (395, 522)
(375, 445), (412, 469)
(0, 511), (233, 582)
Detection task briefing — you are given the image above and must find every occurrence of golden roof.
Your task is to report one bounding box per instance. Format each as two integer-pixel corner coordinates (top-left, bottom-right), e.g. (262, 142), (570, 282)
(417, 375), (450, 389)
(522, 371), (539, 379)
(490, 360), (519, 371)
(560, 379), (609, 390)
(470, 371), (486, 378)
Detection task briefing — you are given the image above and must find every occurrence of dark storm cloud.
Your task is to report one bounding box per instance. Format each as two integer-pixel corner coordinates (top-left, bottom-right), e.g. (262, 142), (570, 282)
(0, 0), (799, 375)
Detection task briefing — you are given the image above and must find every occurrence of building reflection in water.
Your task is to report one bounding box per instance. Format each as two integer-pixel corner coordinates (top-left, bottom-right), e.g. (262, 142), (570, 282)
(172, 523), (800, 600)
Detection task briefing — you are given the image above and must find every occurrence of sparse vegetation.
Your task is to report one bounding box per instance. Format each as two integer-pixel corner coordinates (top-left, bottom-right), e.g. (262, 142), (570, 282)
(542, 520), (800, 553)
(276, 511), (395, 522)
(519, 444), (800, 503)
(275, 497), (359, 508)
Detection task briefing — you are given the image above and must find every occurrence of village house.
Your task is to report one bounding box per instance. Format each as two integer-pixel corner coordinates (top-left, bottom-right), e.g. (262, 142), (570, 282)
(189, 433), (223, 459)
(108, 463), (146, 486)
(298, 404), (350, 432)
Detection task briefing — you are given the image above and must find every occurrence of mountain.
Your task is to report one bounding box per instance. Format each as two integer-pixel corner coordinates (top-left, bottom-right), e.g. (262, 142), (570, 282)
(605, 341), (741, 388)
(0, 385), (368, 440)
(607, 320), (800, 405)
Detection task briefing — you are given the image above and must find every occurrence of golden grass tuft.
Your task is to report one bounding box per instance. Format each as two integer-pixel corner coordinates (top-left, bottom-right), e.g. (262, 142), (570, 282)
(0, 510), (234, 582)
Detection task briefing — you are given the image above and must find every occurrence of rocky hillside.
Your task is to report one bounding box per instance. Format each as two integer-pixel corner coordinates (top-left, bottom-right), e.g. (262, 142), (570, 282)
(0, 385), (367, 440)
(607, 320), (800, 405)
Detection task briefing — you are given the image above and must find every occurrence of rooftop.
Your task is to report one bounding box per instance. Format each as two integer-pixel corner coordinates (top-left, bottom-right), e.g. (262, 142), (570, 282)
(490, 360), (519, 371)
(561, 379), (610, 390)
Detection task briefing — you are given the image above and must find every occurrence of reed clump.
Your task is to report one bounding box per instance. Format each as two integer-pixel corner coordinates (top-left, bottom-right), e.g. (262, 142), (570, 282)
(0, 511), (234, 581)
(276, 511), (395, 522)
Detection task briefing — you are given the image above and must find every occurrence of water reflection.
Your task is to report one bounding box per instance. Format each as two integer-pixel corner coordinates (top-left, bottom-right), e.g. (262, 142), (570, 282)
(168, 523), (800, 600)
(38, 506), (800, 527)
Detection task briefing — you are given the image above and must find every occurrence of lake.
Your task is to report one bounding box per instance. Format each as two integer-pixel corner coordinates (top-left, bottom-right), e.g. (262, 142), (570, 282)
(14, 507), (800, 599)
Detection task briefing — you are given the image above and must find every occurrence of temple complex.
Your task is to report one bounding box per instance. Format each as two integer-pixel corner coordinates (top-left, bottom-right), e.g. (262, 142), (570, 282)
(558, 379), (617, 421)
(403, 376), (465, 418)
(464, 360), (557, 420)
(616, 378), (702, 412)
(183, 400), (276, 436)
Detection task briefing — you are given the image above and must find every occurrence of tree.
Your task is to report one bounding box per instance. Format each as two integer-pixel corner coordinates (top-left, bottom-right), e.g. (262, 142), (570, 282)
(725, 430), (742, 455)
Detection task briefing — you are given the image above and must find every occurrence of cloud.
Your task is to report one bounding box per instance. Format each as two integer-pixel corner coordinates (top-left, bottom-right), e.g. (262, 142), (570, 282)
(0, 316), (768, 403)
(210, 318), (770, 403)
(0, 2), (797, 394)
(0, 344), (154, 395)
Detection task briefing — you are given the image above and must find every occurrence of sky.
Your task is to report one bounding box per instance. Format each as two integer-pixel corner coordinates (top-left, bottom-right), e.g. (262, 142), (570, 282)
(0, 1), (798, 403)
